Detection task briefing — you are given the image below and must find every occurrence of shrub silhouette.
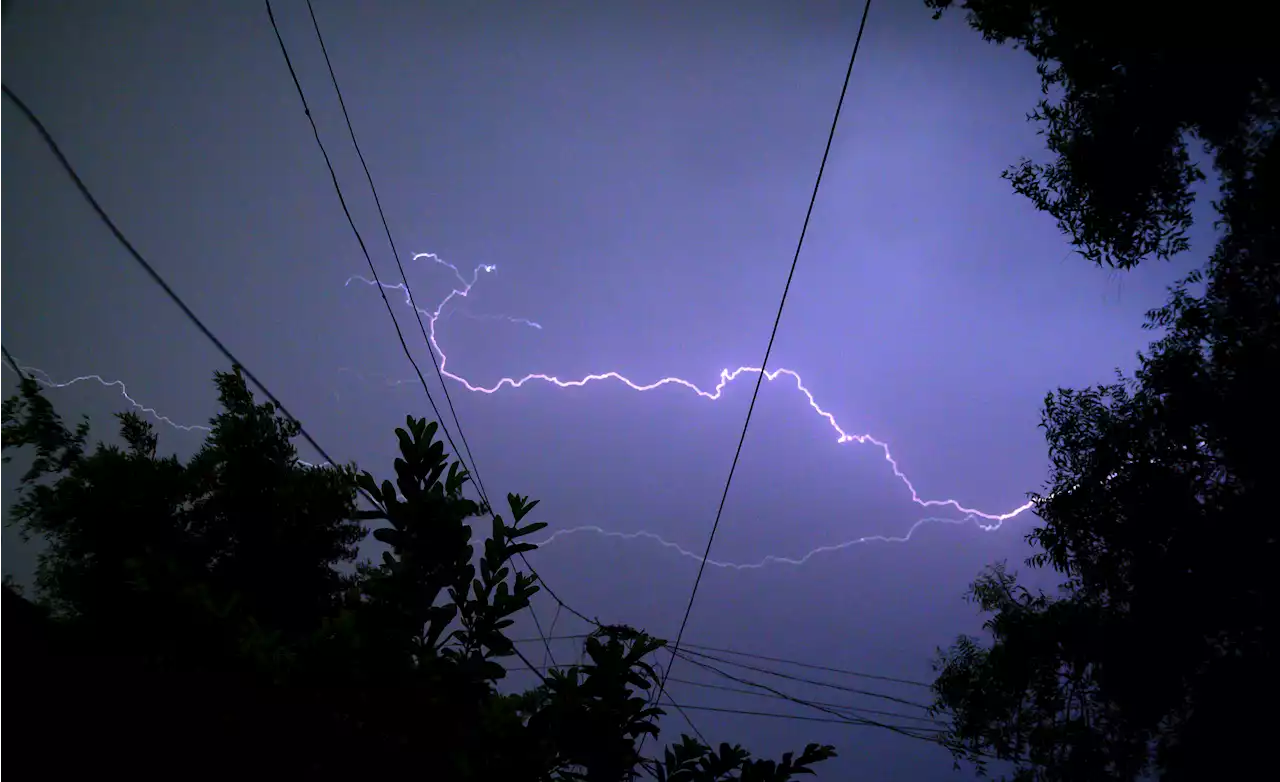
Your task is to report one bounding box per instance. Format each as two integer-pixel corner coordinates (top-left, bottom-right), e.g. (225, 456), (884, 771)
(3, 368), (834, 780)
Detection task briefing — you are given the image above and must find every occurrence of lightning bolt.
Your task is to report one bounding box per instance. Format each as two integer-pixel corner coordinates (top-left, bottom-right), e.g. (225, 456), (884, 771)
(437, 304), (543, 330)
(343, 251), (1036, 567)
(1, 358), (212, 433)
(2, 253), (1037, 569)
(531, 515), (998, 570)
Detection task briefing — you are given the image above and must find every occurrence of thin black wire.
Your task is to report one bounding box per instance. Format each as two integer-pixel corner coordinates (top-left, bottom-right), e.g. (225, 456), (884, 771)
(262, 0), (473, 497)
(0, 85), (383, 514)
(12, 31), (567, 665)
(516, 633), (930, 688)
(2, 347), (29, 381)
(660, 691), (711, 747)
(503, 659), (709, 747)
(680, 640), (930, 688)
(511, 659), (942, 728)
(302, 0), (492, 510)
(652, 0), (874, 720)
(672, 703), (946, 733)
(677, 646), (933, 712)
(669, 648), (941, 743)
(663, 675), (945, 727)
(542, 601), (563, 669)
(296, 0), (575, 662)
(510, 644), (548, 685)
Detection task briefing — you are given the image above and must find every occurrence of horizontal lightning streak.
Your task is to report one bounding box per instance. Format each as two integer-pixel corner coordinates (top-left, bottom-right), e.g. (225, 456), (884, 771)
(1, 359), (212, 433)
(4, 253), (1036, 568)
(531, 515), (996, 570)
(346, 251), (1035, 529)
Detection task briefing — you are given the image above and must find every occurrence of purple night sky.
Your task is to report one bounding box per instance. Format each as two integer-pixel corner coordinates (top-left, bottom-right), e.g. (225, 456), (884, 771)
(2, 1), (1216, 778)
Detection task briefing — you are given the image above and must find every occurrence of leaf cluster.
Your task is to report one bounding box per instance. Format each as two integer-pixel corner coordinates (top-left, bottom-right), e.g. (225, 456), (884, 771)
(3, 369), (835, 781)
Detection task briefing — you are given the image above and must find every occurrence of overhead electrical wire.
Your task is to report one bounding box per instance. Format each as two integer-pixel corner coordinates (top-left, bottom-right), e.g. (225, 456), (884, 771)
(0, 84), (384, 514)
(660, 692), (711, 747)
(512, 662), (943, 729)
(301, 0), (493, 512)
(516, 633), (931, 689)
(677, 640), (930, 688)
(673, 704), (945, 732)
(662, 675), (945, 727)
(675, 646), (934, 712)
(268, 0), (568, 664)
(647, 0), (876, 727)
(262, 0), (473, 500)
(668, 647), (942, 743)
(8, 6), (955, 761)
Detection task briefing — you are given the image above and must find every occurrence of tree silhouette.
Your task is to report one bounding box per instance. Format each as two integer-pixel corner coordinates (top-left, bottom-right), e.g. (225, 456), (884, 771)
(3, 369), (835, 781)
(926, 0), (1277, 270)
(925, 2), (1278, 780)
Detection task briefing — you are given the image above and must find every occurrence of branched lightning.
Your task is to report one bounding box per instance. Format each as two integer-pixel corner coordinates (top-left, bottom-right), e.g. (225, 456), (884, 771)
(342, 252), (1036, 566)
(3, 253), (1037, 569)
(532, 515), (996, 570)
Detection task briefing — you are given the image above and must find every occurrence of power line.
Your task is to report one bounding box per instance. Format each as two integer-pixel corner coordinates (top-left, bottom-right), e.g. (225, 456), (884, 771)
(517, 633), (930, 688)
(507, 658), (943, 745)
(279, 0), (568, 661)
(302, 0), (492, 511)
(674, 703), (945, 733)
(681, 640), (929, 688)
(262, 0), (474, 501)
(661, 692), (710, 747)
(0, 84), (380, 513)
(649, 0), (875, 726)
(504, 659), (709, 745)
(663, 675), (944, 727)
(2, 73), (555, 686)
(510, 647), (938, 724)
(676, 646), (933, 712)
(668, 647), (942, 744)
(0, 59), (570, 670)
(542, 601), (563, 670)
(300, 0), (571, 662)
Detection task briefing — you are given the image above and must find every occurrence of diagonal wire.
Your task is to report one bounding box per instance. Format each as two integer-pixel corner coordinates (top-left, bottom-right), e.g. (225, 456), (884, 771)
(515, 633), (930, 688)
(660, 691), (710, 747)
(651, 0), (875, 724)
(299, 0), (582, 662)
(542, 601), (563, 669)
(263, 0), (473, 498)
(676, 646), (933, 712)
(513, 659), (943, 728)
(303, 0), (492, 510)
(287, 0), (572, 661)
(678, 640), (930, 688)
(662, 675), (945, 727)
(5, 62), (578, 700)
(505, 660), (709, 747)
(0, 86), (383, 515)
(672, 703), (946, 732)
(669, 647), (941, 743)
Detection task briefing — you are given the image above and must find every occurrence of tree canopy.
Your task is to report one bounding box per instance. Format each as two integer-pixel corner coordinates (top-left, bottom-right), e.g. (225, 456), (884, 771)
(2, 368), (835, 781)
(927, 0), (1277, 270)
(925, 2), (1277, 780)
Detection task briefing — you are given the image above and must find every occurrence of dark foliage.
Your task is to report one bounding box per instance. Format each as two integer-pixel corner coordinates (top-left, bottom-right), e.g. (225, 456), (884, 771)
(3, 368), (834, 780)
(927, 0), (1277, 270)
(926, 2), (1278, 780)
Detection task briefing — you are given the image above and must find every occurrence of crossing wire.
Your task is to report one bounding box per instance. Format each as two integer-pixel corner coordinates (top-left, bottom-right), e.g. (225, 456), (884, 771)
(650, 0), (875, 726)
(517, 633), (931, 688)
(275, 0), (570, 662)
(262, 0), (475, 503)
(0, 84), (382, 513)
(301, 0), (494, 512)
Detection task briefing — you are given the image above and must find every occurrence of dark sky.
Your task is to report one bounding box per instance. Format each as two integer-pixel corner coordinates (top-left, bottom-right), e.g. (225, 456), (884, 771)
(3, 1), (1216, 778)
